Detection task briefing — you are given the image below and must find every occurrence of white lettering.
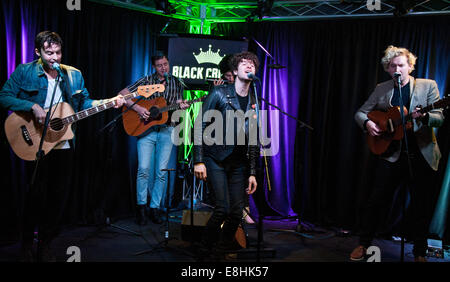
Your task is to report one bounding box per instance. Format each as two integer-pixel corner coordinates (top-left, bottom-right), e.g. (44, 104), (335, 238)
(367, 246), (381, 262)
(66, 246), (81, 262)
(366, 0), (381, 11)
(66, 0), (81, 10)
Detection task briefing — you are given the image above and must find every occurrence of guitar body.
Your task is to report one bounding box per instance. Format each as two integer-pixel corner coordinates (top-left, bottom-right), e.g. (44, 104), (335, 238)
(4, 84), (163, 161)
(366, 106), (410, 155)
(235, 224), (248, 249)
(4, 102), (75, 161)
(122, 96), (169, 137)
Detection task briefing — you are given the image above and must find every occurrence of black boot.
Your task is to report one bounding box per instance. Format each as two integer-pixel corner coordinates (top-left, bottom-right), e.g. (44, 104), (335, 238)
(217, 223), (241, 252)
(149, 208), (163, 224)
(136, 205), (147, 226)
(37, 241), (56, 262)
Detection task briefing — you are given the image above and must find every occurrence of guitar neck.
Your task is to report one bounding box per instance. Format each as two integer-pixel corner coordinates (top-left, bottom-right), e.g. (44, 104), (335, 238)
(61, 91), (140, 125)
(395, 97), (449, 126)
(160, 97), (204, 113)
(419, 100), (444, 115)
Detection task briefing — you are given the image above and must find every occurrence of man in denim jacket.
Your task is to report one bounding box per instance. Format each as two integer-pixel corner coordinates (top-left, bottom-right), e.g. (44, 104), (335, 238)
(0, 31), (124, 261)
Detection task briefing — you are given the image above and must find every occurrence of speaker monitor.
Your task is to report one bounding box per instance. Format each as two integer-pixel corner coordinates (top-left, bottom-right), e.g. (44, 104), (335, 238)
(180, 210), (212, 242)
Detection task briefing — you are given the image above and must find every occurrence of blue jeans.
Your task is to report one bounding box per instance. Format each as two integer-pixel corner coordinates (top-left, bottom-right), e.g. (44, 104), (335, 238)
(136, 126), (177, 209)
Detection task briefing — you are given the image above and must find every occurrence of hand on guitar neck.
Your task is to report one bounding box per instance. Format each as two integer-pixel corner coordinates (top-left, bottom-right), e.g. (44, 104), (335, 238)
(177, 99), (190, 110)
(108, 94), (126, 108)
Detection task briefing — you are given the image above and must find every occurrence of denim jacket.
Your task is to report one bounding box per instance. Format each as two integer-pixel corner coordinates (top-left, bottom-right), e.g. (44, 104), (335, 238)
(0, 59), (100, 113)
(0, 59), (105, 149)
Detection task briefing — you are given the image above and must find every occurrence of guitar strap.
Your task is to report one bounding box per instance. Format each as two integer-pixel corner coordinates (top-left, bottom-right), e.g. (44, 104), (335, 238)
(59, 67), (76, 149)
(60, 66), (75, 110)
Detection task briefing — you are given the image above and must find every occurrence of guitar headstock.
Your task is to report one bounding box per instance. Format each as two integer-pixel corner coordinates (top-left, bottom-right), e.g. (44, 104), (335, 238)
(435, 96), (450, 109)
(137, 84), (165, 98)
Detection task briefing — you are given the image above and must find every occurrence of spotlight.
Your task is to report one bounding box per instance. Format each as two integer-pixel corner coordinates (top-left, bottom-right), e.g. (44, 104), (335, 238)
(252, 0), (274, 20)
(154, 0), (175, 15)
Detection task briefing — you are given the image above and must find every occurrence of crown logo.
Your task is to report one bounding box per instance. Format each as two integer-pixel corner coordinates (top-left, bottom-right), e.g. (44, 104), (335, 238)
(193, 45), (225, 65)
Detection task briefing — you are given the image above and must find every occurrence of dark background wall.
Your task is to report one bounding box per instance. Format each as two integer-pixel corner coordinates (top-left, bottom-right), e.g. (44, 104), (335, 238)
(1, 0), (449, 244)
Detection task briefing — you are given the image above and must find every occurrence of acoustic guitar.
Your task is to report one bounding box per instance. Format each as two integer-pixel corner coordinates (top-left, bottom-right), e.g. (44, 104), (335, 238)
(366, 96), (449, 155)
(122, 95), (205, 137)
(4, 84), (162, 161)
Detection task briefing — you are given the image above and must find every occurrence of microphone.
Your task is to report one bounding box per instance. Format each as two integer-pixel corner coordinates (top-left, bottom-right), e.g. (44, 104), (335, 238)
(52, 62), (63, 77)
(393, 72), (402, 85)
(247, 72), (260, 81)
(165, 72), (188, 89)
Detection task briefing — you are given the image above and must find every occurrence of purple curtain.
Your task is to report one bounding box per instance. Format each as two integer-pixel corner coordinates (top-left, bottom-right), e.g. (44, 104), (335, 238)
(254, 26), (304, 217)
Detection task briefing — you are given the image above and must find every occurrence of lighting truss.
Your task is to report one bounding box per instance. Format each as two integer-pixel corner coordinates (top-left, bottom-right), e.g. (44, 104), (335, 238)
(91, 0), (450, 23)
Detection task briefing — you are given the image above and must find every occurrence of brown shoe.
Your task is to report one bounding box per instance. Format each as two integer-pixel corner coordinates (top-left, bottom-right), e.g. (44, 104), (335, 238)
(414, 256), (427, 262)
(350, 245), (367, 261)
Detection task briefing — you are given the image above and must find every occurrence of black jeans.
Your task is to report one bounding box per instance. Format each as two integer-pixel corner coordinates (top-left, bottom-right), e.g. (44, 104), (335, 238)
(359, 146), (435, 257)
(23, 149), (75, 247)
(203, 154), (248, 245)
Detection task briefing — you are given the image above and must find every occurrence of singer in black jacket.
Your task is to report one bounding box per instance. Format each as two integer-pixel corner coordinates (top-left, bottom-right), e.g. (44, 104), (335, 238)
(194, 52), (260, 254)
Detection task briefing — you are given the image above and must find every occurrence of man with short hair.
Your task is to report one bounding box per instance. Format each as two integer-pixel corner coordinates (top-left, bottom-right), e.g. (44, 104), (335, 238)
(0, 31), (125, 261)
(352, 45), (444, 262)
(120, 53), (188, 225)
(194, 51), (260, 256)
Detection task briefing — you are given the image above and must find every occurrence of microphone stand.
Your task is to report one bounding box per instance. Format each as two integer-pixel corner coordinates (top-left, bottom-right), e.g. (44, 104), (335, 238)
(257, 95), (313, 131)
(91, 96), (145, 236)
(396, 75), (414, 262)
(31, 72), (61, 262)
(246, 37), (286, 69)
(250, 80), (264, 262)
(248, 77), (313, 130)
(247, 77), (312, 262)
(168, 73), (188, 90)
(98, 96), (144, 134)
(251, 79), (283, 262)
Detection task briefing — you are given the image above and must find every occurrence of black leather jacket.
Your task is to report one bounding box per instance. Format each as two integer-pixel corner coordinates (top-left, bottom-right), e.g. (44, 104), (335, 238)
(193, 84), (260, 176)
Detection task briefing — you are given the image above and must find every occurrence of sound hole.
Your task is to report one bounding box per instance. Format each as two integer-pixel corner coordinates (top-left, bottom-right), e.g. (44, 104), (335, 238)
(49, 118), (64, 131)
(149, 106), (161, 119)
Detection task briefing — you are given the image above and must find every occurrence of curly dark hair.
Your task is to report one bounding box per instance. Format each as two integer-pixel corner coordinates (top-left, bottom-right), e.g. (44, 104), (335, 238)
(35, 31), (63, 51)
(230, 51), (260, 73)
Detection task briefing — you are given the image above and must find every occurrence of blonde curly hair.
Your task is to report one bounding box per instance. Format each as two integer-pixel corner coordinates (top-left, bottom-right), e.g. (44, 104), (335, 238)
(381, 45), (417, 73)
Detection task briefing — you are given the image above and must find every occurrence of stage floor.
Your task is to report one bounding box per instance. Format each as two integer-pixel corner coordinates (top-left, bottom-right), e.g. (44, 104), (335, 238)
(0, 210), (448, 263)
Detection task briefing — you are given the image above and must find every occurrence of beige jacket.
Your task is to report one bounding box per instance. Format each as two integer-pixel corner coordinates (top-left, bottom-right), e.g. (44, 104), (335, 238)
(355, 77), (444, 171)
